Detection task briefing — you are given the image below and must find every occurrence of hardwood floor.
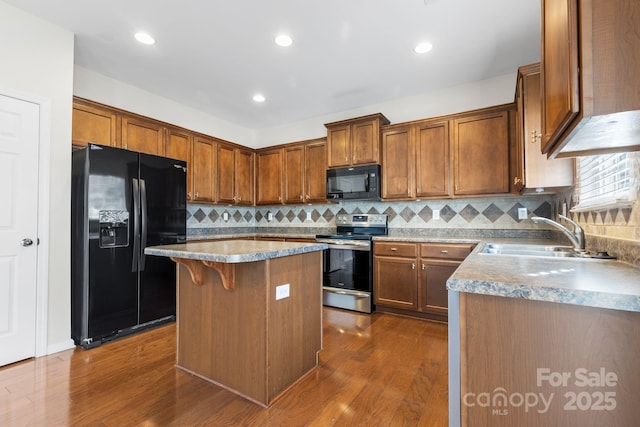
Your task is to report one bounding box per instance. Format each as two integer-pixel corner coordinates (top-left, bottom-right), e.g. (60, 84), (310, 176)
(0, 308), (448, 426)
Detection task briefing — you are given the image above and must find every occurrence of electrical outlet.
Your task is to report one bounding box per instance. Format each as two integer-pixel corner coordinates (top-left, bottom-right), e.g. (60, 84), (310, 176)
(433, 209), (440, 220)
(223, 212), (229, 221)
(267, 211), (273, 222)
(306, 212), (311, 221)
(518, 207), (528, 220)
(275, 283), (290, 300)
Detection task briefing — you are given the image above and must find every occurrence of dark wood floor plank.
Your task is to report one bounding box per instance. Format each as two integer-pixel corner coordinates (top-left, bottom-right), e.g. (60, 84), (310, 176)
(0, 308), (449, 426)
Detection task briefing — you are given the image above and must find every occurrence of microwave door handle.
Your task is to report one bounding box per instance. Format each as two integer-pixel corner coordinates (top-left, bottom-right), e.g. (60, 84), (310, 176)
(364, 173), (370, 192)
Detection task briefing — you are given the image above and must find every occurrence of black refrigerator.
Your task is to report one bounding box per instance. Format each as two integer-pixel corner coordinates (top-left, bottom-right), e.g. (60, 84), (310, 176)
(71, 144), (187, 348)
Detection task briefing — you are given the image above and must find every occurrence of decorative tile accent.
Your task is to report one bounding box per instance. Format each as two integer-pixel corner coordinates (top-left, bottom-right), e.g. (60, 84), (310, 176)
(337, 208), (348, 215)
(286, 210), (296, 222)
(275, 211), (285, 222)
(459, 204), (480, 223)
(418, 205), (433, 222)
(186, 210), (192, 220)
(311, 209), (321, 222)
(322, 209), (335, 222)
(482, 203), (504, 223)
(208, 210), (220, 222)
(507, 202), (524, 222)
(193, 208), (206, 223)
(383, 206), (397, 222)
(297, 210), (307, 222)
(399, 207), (416, 222)
(244, 211), (253, 222)
(255, 211), (263, 222)
(352, 207), (363, 214)
(233, 210), (242, 222)
(533, 201), (552, 218)
(440, 205), (456, 222)
(367, 207), (380, 215)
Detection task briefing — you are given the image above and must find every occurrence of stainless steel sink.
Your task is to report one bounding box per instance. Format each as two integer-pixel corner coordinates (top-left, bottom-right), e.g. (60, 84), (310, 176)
(478, 243), (580, 258)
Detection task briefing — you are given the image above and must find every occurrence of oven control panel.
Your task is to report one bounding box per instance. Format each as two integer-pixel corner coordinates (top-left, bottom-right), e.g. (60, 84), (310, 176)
(335, 214), (388, 227)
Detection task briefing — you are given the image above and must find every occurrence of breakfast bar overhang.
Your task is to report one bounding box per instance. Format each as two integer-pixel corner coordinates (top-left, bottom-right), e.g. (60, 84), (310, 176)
(145, 240), (328, 407)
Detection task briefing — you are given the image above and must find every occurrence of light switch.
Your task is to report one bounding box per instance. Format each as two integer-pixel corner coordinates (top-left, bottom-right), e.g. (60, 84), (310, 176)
(223, 212), (229, 221)
(518, 208), (528, 220)
(306, 212), (312, 221)
(275, 283), (290, 300)
(433, 209), (440, 220)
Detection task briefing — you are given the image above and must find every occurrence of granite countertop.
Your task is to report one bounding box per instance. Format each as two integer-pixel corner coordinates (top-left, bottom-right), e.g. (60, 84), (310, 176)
(187, 232), (321, 241)
(447, 244), (640, 313)
(145, 240), (328, 263)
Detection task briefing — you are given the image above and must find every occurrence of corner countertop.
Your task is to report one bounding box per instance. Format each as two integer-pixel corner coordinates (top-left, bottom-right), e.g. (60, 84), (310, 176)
(447, 243), (640, 313)
(145, 240), (328, 263)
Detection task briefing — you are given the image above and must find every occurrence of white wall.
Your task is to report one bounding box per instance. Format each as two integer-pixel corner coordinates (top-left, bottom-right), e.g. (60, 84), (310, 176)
(74, 66), (517, 149)
(74, 66), (256, 147)
(0, 1), (74, 352)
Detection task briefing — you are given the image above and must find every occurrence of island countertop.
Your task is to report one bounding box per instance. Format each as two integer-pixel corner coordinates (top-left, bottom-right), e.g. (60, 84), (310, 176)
(145, 240), (328, 263)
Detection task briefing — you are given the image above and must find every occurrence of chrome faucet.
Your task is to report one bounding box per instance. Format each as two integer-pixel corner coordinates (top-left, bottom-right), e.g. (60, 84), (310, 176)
(531, 215), (586, 252)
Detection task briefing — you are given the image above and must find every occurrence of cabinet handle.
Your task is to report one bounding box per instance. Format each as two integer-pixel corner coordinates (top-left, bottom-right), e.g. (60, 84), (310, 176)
(300, 195), (303, 201)
(187, 191), (192, 199)
(440, 250), (448, 254)
(306, 194), (310, 199)
(411, 263), (415, 270)
(278, 196), (282, 201)
(422, 263), (425, 270)
(238, 195), (241, 202)
(195, 191), (199, 198)
(390, 247), (398, 251)
(514, 177), (523, 186)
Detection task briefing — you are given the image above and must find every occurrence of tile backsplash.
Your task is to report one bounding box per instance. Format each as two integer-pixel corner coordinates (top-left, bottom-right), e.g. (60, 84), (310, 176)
(187, 195), (554, 233)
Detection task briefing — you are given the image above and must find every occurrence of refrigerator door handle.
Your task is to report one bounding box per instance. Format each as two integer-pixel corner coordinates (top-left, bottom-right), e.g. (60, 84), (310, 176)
(140, 179), (148, 271)
(132, 178), (140, 272)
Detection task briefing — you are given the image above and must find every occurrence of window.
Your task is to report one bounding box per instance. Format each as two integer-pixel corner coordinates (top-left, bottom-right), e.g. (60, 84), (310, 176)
(572, 152), (639, 212)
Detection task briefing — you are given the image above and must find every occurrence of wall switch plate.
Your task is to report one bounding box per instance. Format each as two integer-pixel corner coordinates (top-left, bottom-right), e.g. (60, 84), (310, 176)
(433, 209), (440, 220)
(518, 207), (528, 220)
(275, 283), (290, 300)
(223, 212), (229, 221)
(562, 203), (567, 216)
(267, 211), (273, 222)
(306, 212), (311, 221)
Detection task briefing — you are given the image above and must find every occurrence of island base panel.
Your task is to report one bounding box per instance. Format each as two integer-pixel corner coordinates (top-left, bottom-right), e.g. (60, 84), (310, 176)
(176, 251), (322, 406)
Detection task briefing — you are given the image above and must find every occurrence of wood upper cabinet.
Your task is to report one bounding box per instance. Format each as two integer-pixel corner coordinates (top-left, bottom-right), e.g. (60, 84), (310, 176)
(325, 113), (390, 167)
(121, 116), (165, 156)
(541, 0), (640, 157)
(514, 63), (574, 194)
(304, 139), (327, 203)
(217, 143), (254, 205)
(192, 136), (216, 203)
(415, 120), (451, 198)
(284, 145), (304, 203)
(256, 148), (283, 205)
(72, 100), (119, 148)
(381, 126), (413, 200)
(452, 107), (512, 196)
(382, 120), (451, 201)
(165, 127), (193, 200)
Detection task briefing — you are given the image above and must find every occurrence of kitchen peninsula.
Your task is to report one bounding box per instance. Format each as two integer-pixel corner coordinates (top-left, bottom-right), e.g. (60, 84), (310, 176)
(145, 239), (327, 407)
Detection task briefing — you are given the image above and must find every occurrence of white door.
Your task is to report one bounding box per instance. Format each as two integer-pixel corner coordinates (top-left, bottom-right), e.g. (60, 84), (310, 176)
(0, 94), (39, 366)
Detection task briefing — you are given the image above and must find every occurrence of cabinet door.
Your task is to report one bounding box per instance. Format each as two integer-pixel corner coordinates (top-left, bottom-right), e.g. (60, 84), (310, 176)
(192, 137), (216, 202)
(72, 102), (118, 148)
(453, 110), (510, 195)
(165, 128), (192, 200)
(540, 0), (580, 154)
(304, 140), (327, 203)
(381, 126), (413, 200)
(373, 256), (418, 310)
(327, 124), (351, 167)
(256, 149), (283, 205)
(284, 145), (304, 204)
(121, 116), (165, 156)
(416, 120), (451, 198)
(420, 260), (459, 315)
(234, 149), (254, 206)
(217, 144), (235, 204)
(351, 119), (379, 165)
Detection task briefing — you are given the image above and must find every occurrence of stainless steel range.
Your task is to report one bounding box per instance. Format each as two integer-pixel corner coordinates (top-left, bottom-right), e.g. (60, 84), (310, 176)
(316, 214), (388, 313)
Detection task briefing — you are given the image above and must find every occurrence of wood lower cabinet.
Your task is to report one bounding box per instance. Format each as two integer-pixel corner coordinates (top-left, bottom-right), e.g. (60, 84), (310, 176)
(452, 108), (512, 196)
(325, 113), (389, 167)
(121, 116), (165, 156)
(72, 101), (119, 148)
(374, 241), (474, 321)
(192, 136), (216, 203)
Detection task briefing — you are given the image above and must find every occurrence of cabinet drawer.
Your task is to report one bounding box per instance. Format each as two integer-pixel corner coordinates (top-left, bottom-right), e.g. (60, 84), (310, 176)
(420, 243), (474, 260)
(374, 242), (417, 257)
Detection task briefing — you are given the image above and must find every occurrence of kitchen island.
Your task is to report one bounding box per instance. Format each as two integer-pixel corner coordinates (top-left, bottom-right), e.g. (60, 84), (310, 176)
(145, 239), (327, 407)
(447, 247), (640, 427)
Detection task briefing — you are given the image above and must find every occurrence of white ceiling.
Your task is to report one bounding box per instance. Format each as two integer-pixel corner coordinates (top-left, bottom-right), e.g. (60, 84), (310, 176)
(6, 0), (541, 129)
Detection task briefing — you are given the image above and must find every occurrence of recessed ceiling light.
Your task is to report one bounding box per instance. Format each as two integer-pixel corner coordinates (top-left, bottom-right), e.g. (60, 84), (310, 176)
(414, 42), (433, 54)
(253, 94), (266, 103)
(134, 32), (156, 45)
(275, 34), (293, 47)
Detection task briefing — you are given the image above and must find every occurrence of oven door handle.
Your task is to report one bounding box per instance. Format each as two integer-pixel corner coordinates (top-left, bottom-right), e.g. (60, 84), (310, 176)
(324, 287), (371, 298)
(316, 240), (371, 251)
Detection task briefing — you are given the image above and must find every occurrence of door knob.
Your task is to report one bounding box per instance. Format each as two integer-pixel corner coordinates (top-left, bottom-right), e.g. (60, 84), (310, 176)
(21, 238), (33, 247)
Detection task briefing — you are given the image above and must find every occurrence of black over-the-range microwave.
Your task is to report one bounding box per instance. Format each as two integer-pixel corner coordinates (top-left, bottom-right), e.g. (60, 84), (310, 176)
(326, 164), (381, 201)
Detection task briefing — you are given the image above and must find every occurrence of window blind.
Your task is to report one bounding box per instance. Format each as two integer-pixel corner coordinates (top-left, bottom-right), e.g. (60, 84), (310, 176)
(572, 152), (637, 212)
